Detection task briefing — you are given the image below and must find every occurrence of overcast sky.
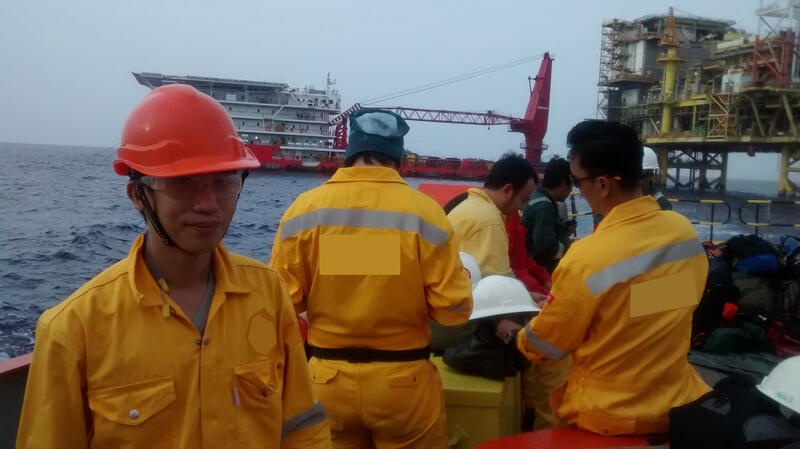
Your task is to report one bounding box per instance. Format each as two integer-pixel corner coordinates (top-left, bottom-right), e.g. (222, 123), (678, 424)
(1, 0), (784, 180)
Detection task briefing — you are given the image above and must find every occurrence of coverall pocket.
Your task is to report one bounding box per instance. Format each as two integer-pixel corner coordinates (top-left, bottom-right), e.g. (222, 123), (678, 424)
(87, 376), (177, 449)
(234, 358), (285, 399)
(381, 361), (441, 434)
(308, 358), (341, 430)
(233, 358), (285, 446)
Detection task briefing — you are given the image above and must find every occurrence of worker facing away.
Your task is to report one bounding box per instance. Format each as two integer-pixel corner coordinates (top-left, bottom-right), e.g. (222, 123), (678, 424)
(16, 85), (330, 448)
(270, 108), (473, 449)
(517, 119), (710, 436)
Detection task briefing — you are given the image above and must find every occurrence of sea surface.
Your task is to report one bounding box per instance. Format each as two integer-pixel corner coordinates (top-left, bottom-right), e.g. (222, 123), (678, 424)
(1, 142), (798, 360)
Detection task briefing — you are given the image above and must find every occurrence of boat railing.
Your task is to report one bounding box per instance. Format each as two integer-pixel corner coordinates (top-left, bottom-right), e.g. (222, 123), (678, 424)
(669, 198), (732, 242)
(737, 199), (800, 235)
(568, 193), (735, 242)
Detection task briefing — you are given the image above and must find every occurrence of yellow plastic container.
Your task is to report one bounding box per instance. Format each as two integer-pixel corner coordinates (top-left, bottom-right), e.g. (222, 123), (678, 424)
(431, 356), (521, 448)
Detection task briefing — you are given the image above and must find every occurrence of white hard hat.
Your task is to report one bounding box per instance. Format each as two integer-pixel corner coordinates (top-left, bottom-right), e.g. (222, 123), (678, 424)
(642, 147), (659, 171)
(470, 275), (541, 320)
(459, 252), (481, 289)
(756, 356), (800, 414)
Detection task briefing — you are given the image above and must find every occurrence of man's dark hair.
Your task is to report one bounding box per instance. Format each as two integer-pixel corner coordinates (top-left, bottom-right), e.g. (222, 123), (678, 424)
(566, 119), (643, 190)
(542, 157), (571, 189)
(484, 152), (536, 192)
(344, 151), (401, 168)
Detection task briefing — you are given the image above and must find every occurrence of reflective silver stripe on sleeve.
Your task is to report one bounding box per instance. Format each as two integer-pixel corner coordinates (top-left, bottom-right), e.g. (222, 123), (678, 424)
(280, 208), (449, 246)
(524, 326), (568, 360)
(281, 401), (327, 439)
(652, 191), (664, 200)
(555, 241), (565, 259)
(526, 196), (550, 207)
(584, 238), (704, 296)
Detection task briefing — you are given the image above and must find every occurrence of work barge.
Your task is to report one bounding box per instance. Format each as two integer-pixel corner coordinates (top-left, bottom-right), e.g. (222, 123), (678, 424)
(598, 1), (800, 196)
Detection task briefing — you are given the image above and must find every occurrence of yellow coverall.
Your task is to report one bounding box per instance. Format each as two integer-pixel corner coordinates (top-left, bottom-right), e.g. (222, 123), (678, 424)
(518, 196), (711, 435)
(17, 235), (330, 448)
(271, 166), (473, 449)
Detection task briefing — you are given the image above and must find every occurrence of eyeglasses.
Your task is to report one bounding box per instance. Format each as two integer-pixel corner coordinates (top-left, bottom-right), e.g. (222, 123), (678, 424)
(139, 171), (244, 200)
(569, 173), (600, 186)
(569, 173), (622, 186)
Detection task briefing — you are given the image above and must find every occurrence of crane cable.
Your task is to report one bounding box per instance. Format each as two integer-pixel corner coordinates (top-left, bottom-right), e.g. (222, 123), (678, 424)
(359, 53), (544, 106)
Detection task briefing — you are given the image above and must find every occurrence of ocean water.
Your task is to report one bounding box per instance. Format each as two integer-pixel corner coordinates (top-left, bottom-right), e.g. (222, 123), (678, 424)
(0, 142), (798, 360)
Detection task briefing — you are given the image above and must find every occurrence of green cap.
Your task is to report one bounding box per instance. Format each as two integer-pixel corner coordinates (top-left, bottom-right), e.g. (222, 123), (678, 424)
(344, 109), (409, 162)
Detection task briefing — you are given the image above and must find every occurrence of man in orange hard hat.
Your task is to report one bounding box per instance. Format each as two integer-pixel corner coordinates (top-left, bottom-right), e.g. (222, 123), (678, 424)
(270, 108), (473, 449)
(17, 84), (330, 448)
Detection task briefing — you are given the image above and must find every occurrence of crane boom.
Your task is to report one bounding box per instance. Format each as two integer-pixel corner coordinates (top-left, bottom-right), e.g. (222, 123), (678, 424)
(330, 52), (552, 163)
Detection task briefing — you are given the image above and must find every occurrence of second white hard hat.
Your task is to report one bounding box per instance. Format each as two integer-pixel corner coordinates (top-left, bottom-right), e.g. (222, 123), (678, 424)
(642, 147), (659, 171)
(470, 275), (540, 320)
(756, 356), (800, 415)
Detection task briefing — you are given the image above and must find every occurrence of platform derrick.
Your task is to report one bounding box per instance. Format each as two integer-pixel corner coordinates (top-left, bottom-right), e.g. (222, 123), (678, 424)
(330, 53), (553, 174)
(598, 3), (800, 196)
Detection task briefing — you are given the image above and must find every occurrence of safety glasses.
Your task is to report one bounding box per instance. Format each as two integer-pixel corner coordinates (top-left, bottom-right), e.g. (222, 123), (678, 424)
(139, 171), (244, 200)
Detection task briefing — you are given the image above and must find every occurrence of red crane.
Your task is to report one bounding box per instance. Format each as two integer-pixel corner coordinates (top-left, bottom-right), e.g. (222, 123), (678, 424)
(329, 52), (552, 163)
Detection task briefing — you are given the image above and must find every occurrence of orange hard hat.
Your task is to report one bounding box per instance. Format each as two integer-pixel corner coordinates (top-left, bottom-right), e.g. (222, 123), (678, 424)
(114, 84), (260, 177)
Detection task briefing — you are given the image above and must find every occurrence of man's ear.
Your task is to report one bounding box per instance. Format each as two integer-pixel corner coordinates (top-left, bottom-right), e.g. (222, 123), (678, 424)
(596, 176), (612, 199)
(126, 182), (145, 212)
(501, 183), (514, 196)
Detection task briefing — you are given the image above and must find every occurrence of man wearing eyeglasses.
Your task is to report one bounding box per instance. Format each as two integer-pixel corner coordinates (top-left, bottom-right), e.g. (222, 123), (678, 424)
(592, 146), (671, 225)
(517, 119), (710, 436)
(17, 85), (330, 448)
(270, 108), (472, 449)
(521, 157), (575, 273)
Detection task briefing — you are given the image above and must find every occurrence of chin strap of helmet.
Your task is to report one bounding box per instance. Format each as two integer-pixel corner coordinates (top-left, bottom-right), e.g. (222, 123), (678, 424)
(135, 182), (175, 247)
(132, 170), (250, 247)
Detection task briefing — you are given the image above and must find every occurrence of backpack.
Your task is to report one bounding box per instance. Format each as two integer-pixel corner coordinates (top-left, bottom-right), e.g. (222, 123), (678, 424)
(779, 236), (800, 280)
(728, 235), (781, 275)
(734, 272), (779, 316)
(669, 376), (800, 449)
(693, 242), (741, 345)
(766, 316), (800, 357)
(442, 319), (530, 379)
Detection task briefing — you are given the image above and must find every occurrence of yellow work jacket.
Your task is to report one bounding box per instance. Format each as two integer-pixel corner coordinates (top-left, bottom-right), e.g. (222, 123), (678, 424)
(447, 188), (512, 276)
(517, 196), (711, 435)
(17, 235), (330, 449)
(270, 166), (472, 350)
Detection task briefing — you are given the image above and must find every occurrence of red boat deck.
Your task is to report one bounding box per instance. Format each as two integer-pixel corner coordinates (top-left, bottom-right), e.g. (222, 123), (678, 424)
(246, 144), (492, 180)
(475, 428), (658, 449)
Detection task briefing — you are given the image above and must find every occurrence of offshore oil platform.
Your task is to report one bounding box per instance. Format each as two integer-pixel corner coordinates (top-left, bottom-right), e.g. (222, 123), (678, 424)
(597, 0), (800, 196)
